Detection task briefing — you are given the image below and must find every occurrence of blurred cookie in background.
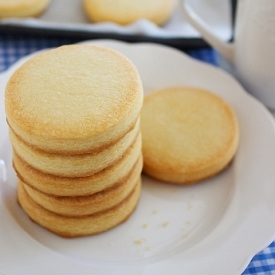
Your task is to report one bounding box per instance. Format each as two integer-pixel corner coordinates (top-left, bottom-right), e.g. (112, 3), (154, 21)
(83, 0), (177, 26)
(0, 0), (52, 18)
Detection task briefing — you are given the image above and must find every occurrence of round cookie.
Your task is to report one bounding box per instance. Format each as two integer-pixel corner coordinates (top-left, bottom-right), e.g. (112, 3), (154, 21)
(22, 154), (143, 217)
(5, 44), (143, 154)
(17, 179), (141, 238)
(9, 122), (141, 177)
(141, 86), (239, 184)
(83, 0), (177, 26)
(0, 0), (51, 18)
(13, 145), (142, 197)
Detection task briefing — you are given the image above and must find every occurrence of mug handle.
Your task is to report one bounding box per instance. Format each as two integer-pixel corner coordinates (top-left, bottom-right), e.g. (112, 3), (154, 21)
(180, 0), (234, 62)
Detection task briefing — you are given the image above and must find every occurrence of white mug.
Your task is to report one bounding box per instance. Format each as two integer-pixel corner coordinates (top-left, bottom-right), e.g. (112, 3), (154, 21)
(180, 0), (275, 109)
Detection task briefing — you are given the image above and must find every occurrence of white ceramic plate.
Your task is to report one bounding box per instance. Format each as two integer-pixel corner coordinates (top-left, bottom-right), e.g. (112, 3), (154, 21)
(1, 40), (275, 275)
(0, 0), (231, 40)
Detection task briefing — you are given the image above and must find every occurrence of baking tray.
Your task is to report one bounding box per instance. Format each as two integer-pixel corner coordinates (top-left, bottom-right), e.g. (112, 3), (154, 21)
(0, 0), (235, 50)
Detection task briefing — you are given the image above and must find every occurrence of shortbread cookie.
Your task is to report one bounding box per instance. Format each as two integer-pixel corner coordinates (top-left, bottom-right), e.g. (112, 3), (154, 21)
(9, 122), (141, 177)
(5, 45), (143, 154)
(22, 154), (142, 216)
(13, 147), (142, 197)
(83, 0), (177, 25)
(0, 0), (51, 18)
(141, 86), (239, 184)
(18, 179), (141, 238)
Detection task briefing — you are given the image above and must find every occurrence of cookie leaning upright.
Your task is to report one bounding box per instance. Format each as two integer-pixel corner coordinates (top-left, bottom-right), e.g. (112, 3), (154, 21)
(5, 44), (144, 237)
(141, 86), (239, 184)
(0, 0), (51, 18)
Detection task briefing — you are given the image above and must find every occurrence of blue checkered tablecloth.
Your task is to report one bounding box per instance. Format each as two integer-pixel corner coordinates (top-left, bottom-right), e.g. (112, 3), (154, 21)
(1, 33), (275, 275)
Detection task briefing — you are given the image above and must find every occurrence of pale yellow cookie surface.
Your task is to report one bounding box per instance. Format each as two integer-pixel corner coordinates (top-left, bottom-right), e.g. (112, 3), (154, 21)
(18, 179), (141, 238)
(22, 154), (143, 217)
(141, 86), (239, 184)
(0, 0), (51, 18)
(9, 123), (141, 177)
(83, 0), (177, 25)
(5, 44), (143, 154)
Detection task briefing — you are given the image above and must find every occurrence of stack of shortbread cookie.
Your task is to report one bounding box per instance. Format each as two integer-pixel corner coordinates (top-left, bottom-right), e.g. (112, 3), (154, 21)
(5, 44), (143, 237)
